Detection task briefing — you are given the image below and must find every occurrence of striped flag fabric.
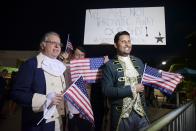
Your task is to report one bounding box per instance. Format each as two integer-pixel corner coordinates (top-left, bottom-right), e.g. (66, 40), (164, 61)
(141, 65), (183, 95)
(64, 76), (94, 125)
(70, 57), (104, 83)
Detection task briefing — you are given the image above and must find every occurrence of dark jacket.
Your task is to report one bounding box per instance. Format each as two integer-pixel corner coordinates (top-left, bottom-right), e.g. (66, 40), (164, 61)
(11, 57), (54, 131)
(101, 55), (146, 131)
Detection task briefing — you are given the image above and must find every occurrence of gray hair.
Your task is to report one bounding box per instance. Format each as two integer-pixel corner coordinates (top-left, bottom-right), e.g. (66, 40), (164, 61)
(40, 31), (60, 50)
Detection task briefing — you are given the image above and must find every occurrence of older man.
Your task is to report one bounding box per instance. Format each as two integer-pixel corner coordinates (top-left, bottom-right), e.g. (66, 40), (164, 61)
(11, 32), (66, 131)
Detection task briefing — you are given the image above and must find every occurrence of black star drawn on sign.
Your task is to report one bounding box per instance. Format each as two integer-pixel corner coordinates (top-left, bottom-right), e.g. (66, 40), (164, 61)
(155, 32), (165, 43)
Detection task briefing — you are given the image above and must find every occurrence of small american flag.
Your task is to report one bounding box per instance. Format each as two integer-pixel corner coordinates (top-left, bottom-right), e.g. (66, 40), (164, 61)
(142, 65), (183, 95)
(65, 34), (73, 54)
(70, 57), (104, 83)
(65, 41), (73, 54)
(64, 76), (94, 125)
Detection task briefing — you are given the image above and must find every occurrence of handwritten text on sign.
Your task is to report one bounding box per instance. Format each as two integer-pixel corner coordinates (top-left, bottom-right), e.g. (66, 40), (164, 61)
(84, 7), (166, 45)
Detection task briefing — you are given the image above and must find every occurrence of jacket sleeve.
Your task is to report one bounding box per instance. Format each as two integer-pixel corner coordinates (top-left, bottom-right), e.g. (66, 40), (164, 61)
(32, 93), (46, 112)
(11, 59), (35, 107)
(101, 63), (133, 98)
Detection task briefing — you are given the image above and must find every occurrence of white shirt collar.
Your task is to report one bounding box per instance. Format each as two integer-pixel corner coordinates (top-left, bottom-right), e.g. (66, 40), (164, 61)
(37, 53), (66, 76)
(117, 55), (130, 62)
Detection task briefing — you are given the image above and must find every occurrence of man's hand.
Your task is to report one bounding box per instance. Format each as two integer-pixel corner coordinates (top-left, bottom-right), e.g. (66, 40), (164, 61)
(47, 93), (64, 109)
(104, 55), (109, 63)
(134, 84), (144, 93)
(51, 93), (63, 106)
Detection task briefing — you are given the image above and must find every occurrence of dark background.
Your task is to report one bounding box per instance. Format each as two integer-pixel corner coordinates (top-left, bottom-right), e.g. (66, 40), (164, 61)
(1, 0), (196, 69)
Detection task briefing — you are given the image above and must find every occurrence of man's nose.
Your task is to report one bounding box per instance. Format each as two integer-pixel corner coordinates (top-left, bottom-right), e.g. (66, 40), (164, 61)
(125, 41), (131, 46)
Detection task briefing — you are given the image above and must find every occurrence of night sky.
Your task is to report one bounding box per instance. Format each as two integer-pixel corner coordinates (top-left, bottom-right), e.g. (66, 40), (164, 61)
(2, 0), (196, 68)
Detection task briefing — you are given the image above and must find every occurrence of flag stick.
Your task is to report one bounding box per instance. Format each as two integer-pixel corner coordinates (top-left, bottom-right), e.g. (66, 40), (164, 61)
(65, 34), (70, 52)
(141, 63), (147, 84)
(37, 117), (44, 125)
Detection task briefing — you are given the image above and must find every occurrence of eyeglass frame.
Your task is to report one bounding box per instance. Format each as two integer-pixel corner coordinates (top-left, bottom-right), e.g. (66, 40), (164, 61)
(44, 40), (63, 47)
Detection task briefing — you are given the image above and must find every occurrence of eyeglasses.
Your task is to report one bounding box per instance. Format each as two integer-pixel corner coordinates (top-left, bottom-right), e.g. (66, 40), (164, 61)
(44, 40), (63, 47)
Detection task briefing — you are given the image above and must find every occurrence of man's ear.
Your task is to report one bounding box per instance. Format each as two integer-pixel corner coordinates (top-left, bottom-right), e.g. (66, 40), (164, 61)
(114, 43), (117, 49)
(40, 42), (46, 50)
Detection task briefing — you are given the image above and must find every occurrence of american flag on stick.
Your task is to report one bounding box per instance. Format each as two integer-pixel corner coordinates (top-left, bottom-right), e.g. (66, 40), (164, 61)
(64, 76), (94, 125)
(65, 34), (73, 54)
(141, 65), (183, 95)
(70, 57), (104, 83)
